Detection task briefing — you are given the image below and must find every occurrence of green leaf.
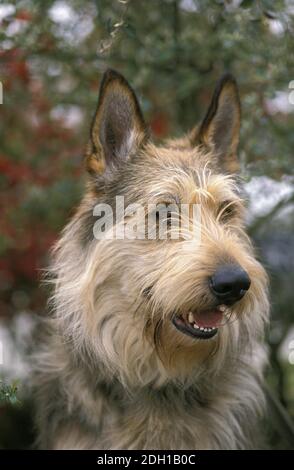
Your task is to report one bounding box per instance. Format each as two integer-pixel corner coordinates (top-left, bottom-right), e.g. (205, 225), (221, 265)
(124, 23), (136, 39)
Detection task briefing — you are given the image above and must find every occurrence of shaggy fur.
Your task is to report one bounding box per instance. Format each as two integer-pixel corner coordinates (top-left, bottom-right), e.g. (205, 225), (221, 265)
(33, 70), (269, 450)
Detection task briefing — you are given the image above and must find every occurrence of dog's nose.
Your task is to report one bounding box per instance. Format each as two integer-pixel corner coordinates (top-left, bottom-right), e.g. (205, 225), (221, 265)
(210, 264), (251, 305)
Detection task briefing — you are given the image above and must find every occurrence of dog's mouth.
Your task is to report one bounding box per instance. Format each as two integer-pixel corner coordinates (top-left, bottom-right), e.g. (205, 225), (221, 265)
(172, 305), (227, 340)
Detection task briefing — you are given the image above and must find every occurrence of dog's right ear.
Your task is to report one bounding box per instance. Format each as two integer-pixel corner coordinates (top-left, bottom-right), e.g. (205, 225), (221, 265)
(86, 69), (148, 175)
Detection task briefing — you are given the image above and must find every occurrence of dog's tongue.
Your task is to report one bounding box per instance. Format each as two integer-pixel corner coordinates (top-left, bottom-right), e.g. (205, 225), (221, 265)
(194, 309), (223, 328)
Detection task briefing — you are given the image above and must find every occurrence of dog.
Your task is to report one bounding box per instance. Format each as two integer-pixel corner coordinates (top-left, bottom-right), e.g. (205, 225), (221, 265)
(33, 69), (269, 449)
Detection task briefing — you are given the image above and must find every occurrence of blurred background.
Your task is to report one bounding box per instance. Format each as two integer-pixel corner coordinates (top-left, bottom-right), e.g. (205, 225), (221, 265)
(0, 0), (293, 449)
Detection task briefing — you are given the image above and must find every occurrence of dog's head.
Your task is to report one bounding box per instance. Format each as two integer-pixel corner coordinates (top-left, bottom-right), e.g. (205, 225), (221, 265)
(62, 70), (269, 384)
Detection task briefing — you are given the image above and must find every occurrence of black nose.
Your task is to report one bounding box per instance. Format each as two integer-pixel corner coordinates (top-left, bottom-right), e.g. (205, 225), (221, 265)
(210, 264), (251, 305)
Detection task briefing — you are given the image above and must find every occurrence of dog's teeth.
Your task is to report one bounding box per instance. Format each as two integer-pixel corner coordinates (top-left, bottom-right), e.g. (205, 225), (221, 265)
(218, 305), (226, 312)
(192, 322), (217, 334)
(188, 312), (194, 323)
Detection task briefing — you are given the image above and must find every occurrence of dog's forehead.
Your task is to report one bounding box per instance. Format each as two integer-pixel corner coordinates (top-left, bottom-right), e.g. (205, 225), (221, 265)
(137, 144), (205, 179)
(129, 144), (238, 203)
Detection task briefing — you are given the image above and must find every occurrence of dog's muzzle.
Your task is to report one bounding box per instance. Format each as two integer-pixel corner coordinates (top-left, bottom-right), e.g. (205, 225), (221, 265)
(172, 264), (250, 340)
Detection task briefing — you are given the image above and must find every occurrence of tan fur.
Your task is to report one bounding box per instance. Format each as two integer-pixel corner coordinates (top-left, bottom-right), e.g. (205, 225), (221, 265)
(33, 70), (269, 450)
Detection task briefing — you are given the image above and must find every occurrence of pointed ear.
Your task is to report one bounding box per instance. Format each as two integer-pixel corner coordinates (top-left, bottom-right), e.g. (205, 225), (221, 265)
(193, 74), (241, 172)
(86, 69), (148, 175)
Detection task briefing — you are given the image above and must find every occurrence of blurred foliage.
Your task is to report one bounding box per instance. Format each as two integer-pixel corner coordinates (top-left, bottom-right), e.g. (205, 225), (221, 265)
(0, 0), (293, 449)
(0, 379), (19, 405)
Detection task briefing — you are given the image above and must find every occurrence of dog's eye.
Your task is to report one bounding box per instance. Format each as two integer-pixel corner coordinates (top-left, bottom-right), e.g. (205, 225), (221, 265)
(218, 201), (236, 221)
(151, 204), (176, 240)
(155, 208), (172, 224)
(155, 203), (174, 224)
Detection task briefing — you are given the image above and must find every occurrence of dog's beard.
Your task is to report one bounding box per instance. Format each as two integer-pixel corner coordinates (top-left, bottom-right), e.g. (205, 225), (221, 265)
(135, 281), (267, 382)
(138, 301), (229, 378)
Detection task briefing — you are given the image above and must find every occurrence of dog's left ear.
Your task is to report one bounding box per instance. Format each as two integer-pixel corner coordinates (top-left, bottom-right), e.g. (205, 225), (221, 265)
(192, 74), (241, 172)
(86, 69), (148, 175)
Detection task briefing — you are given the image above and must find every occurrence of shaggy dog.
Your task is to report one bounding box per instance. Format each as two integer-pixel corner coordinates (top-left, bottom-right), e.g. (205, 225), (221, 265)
(33, 70), (269, 449)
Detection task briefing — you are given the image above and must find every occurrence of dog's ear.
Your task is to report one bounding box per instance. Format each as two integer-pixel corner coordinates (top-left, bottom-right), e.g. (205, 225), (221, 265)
(86, 69), (148, 175)
(192, 74), (241, 172)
